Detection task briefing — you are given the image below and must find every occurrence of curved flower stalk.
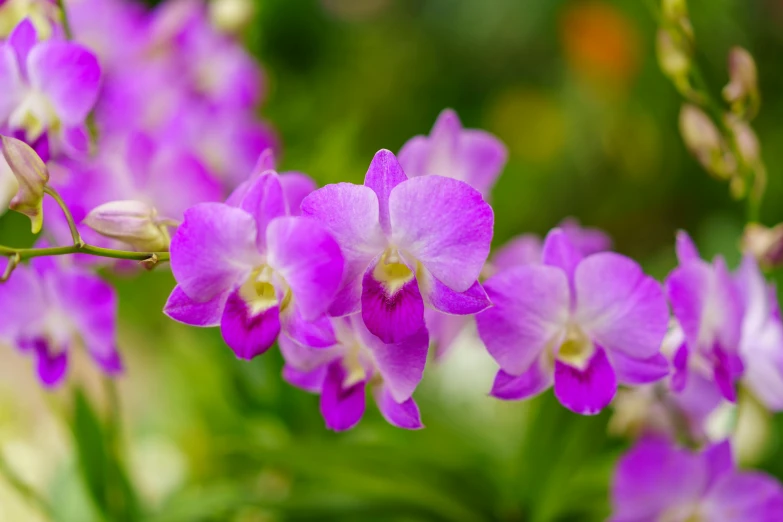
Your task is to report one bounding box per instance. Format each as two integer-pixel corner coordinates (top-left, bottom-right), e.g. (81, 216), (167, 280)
(0, 255), (121, 387)
(281, 314), (428, 431)
(610, 437), (783, 521)
(398, 108), (507, 199)
(165, 170), (344, 359)
(302, 149), (494, 345)
(0, 18), (100, 149)
(476, 228), (669, 415)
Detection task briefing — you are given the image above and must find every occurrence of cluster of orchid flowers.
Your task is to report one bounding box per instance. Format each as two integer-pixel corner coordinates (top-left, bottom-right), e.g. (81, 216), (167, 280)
(1, 0), (783, 518)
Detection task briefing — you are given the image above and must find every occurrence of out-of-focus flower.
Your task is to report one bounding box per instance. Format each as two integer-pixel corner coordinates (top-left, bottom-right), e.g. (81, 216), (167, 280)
(0, 0), (58, 39)
(302, 149), (493, 344)
(735, 256), (783, 411)
(560, 1), (641, 94)
(610, 437), (783, 521)
(0, 134), (48, 232)
(208, 0), (253, 34)
(164, 171), (344, 360)
(84, 200), (170, 252)
(282, 314), (427, 431)
(0, 19), (101, 145)
(666, 231), (745, 403)
(679, 104), (735, 179)
(742, 223), (783, 269)
(723, 47), (759, 117)
(0, 257), (121, 387)
(725, 113), (761, 169)
(476, 228), (669, 415)
(398, 108), (507, 198)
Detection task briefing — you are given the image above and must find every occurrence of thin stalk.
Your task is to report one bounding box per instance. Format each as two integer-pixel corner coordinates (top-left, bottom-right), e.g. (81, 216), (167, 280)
(56, 0), (74, 39)
(0, 451), (54, 520)
(0, 243), (169, 263)
(44, 186), (83, 247)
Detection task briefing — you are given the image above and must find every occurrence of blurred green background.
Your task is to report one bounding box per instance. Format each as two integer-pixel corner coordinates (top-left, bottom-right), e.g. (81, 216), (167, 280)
(2, 0), (783, 520)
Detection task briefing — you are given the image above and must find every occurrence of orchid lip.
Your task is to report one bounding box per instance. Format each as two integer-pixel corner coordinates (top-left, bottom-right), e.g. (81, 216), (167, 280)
(554, 323), (595, 370)
(238, 264), (291, 315)
(373, 248), (415, 295)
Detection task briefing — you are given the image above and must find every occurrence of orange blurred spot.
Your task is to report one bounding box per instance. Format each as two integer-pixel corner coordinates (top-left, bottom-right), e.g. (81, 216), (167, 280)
(560, 2), (641, 93)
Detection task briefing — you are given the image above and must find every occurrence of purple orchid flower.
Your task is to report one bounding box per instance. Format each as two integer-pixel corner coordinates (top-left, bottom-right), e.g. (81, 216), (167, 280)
(735, 255), (783, 410)
(0, 19), (101, 149)
(301, 149), (494, 345)
(281, 314), (428, 431)
(610, 437), (783, 521)
(476, 228), (669, 415)
(0, 257), (121, 387)
(429, 218), (613, 360)
(164, 170), (345, 359)
(665, 231), (745, 403)
(398, 109), (507, 199)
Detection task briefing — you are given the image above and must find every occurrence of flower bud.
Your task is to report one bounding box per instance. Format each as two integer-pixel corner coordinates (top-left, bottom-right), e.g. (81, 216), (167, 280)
(656, 29), (690, 79)
(0, 135), (49, 233)
(679, 104), (735, 178)
(725, 113), (760, 168)
(723, 47), (758, 115)
(209, 0), (254, 34)
(742, 223), (783, 269)
(84, 200), (170, 251)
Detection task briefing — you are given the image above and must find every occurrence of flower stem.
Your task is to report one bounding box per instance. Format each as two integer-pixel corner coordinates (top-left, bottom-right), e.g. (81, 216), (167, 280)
(43, 186), (83, 247)
(56, 0), (74, 39)
(0, 243), (169, 263)
(0, 451), (54, 519)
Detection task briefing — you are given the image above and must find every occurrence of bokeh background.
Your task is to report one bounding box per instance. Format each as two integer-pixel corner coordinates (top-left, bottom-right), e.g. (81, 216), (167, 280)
(2, 0), (783, 520)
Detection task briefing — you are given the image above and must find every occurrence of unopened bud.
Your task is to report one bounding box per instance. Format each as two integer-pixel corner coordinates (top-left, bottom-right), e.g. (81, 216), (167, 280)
(679, 105), (735, 178)
(0, 135), (49, 233)
(742, 223), (783, 269)
(656, 29), (690, 79)
(84, 200), (170, 251)
(725, 113), (760, 168)
(723, 47), (759, 116)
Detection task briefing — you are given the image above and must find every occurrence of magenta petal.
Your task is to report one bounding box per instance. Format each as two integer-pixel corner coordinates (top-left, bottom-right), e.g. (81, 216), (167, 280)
(490, 234), (543, 272)
(610, 437), (707, 521)
(220, 290), (280, 360)
(426, 310), (469, 360)
(283, 364), (327, 393)
(320, 361), (366, 431)
(374, 385), (423, 429)
(278, 334), (340, 372)
(301, 182), (385, 291)
(8, 19), (37, 71)
(0, 46), (23, 122)
(27, 41), (101, 126)
(704, 471), (783, 521)
(575, 253), (669, 359)
(476, 265), (569, 376)
(279, 171), (317, 216)
(164, 285), (228, 327)
(281, 309), (337, 349)
(704, 440), (733, 484)
(554, 348), (617, 415)
(714, 347), (742, 402)
(357, 320), (428, 403)
(52, 269), (118, 368)
(611, 352), (669, 385)
(541, 228), (583, 287)
(363, 149), (408, 235)
(146, 151), (222, 221)
(361, 266), (425, 344)
(388, 175), (493, 292)
(236, 171), (287, 252)
(458, 129), (508, 197)
(32, 340), (68, 388)
(170, 203), (261, 302)
(676, 230), (701, 265)
(266, 216), (344, 320)
(425, 276), (491, 315)
(490, 361), (552, 401)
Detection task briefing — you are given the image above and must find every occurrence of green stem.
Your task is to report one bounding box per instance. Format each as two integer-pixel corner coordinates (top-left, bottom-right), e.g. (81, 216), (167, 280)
(0, 243), (169, 263)
(44, 186), (83, 247)
(56, 0), (74, 39)
(0, 451), (54, 519)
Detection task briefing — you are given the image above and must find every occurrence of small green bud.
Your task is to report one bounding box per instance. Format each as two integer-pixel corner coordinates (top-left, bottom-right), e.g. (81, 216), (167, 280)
(0, 135), (50, 233)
